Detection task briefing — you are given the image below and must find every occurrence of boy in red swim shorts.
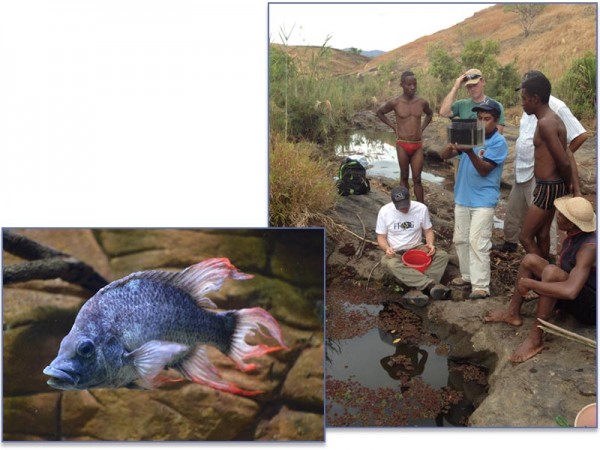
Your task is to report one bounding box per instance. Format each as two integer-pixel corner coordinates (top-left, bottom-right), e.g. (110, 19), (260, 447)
(377, 71), (433, 203)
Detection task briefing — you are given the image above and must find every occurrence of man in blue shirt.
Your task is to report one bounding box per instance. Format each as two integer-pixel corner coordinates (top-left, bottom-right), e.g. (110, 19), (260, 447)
(441, 103), (508, 299)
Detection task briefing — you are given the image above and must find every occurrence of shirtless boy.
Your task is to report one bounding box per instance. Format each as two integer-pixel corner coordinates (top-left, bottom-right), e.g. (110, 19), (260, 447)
(484, 196), (596, 363)
(377, 71), (433, 203)
(517, 73), (575, 258)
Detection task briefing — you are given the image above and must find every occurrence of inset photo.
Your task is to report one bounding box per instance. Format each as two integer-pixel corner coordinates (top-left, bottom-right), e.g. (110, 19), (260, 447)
(3, 228), (325, 441)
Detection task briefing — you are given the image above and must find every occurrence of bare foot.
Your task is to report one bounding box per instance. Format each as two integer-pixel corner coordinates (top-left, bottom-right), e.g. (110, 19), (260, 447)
(483, 308), (523, 326)
(509, 337), (544, 363)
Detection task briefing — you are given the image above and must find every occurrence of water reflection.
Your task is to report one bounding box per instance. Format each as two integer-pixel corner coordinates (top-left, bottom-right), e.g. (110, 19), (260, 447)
(334, 131), (445, 184)
(325, 302), (483, 426)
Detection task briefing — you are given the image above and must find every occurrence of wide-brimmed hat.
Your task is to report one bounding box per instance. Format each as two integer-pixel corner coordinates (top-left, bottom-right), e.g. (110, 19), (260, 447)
(554, 196), (596, 232)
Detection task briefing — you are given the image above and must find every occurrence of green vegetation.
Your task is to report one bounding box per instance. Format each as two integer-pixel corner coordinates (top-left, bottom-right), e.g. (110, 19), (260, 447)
(269, 134), (337, 227)
(427, 39), (521, 108)
(270, 31), (386, 143)
(269, 26), (595, 224)
(556, 53), (596, 123)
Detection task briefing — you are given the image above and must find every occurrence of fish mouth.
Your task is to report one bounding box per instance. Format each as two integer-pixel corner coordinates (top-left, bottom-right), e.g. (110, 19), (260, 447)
(43, 366), (80, 389)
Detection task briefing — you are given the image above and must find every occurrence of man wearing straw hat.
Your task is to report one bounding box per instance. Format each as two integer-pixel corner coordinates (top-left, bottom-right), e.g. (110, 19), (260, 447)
(376, 186), (450, 307)
(484, 196), (596, 363)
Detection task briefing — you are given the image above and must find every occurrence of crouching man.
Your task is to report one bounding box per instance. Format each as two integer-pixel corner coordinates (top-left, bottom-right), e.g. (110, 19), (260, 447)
(484, 196), (596, 363)
(376, 186), (450, 306)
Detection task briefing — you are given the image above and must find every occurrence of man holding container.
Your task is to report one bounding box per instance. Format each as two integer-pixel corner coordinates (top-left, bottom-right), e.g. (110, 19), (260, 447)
(441, 103), (508, 299)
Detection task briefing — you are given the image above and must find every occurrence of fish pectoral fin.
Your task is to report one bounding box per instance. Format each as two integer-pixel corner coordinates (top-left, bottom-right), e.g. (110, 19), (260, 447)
(128, 340), (188, 388)
(176, 345), (262, 396)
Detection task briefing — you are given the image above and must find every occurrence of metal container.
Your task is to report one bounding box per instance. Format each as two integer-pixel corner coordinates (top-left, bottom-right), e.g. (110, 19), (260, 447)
(447, 119), (485, 147)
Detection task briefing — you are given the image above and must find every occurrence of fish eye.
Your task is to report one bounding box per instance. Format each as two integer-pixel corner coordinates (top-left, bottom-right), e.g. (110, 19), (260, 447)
(77, 339), (95, 357)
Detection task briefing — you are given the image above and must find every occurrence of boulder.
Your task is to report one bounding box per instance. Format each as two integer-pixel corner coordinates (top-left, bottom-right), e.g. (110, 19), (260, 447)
(281, 346), (325, 410)
(255, 406), (324, 441)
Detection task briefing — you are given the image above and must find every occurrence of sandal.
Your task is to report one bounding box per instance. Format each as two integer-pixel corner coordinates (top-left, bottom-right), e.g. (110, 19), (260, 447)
(449, 277), (471, 287)
(469, 290), (490, 300)
(403, 290), (429, 307)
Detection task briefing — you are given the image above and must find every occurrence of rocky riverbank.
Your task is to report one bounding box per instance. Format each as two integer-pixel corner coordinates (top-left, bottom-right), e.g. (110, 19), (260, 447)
(326, 115), (597, 426)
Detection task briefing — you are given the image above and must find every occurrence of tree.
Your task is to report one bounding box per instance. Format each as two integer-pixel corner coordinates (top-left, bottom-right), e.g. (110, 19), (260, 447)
(347, 47), (362, 56)
(427, 43), (460, 85)
(504, 4), (547, 37)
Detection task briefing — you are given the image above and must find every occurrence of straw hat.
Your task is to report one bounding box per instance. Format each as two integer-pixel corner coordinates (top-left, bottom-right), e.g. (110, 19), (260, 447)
(554, 196), (596, 232)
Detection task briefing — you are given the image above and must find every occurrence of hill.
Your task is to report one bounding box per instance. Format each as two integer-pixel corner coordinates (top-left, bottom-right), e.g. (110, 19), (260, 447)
(342, 49), (385, 58)
(275, 4), (596, 83)
(271, 44), (370, 77)
(366, 3), (596, 82)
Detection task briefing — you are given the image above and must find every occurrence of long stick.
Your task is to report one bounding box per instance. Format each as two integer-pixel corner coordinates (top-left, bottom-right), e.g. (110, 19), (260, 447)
(354, 213), (367, 258)
(537, 318), (596, 348)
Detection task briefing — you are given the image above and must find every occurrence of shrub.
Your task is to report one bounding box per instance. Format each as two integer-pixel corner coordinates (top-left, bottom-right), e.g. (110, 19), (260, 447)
(269, 134), (337, 227)
(556, 53), (596, 124)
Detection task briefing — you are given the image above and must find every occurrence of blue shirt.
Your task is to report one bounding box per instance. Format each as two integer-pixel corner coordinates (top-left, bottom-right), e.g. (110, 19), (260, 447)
(454, 129), (508, 208)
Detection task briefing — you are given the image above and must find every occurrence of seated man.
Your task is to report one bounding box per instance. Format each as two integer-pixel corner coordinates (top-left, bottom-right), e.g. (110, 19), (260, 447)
(484, 196), (596, 363)
(376, 186), (450, 306)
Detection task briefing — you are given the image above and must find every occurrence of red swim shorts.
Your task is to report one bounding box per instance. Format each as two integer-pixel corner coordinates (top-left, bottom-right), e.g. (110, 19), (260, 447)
(396, 140), (423, 156)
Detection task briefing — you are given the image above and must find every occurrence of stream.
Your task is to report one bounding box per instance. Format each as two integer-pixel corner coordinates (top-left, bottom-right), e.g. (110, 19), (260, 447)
(326, 302), (487, 427)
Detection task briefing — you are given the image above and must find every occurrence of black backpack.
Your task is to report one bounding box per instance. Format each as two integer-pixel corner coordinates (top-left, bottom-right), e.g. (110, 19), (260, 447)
(337, 158), (370, 196)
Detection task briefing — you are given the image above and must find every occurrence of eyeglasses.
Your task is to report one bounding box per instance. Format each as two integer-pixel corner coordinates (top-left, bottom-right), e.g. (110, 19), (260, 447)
(463, 74), (482, 81)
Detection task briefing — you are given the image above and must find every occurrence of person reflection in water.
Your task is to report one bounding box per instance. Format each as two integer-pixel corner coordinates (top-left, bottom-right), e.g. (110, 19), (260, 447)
(379, 328), (428, 389)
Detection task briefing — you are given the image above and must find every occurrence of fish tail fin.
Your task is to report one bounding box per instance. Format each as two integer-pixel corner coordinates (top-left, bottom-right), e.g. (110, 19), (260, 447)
(227, 307), (288, 372)
(176, 345), (263, 396)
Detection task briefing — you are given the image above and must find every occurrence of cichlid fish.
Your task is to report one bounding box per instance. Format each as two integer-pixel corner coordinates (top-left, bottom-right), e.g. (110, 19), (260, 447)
(43, 258), (287, 396)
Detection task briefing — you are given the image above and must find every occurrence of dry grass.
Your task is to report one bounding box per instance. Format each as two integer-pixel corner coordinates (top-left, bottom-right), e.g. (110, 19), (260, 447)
(268, 135), (338, 227)
(278, 4), (596, 84)
(271, 44), (370, 78)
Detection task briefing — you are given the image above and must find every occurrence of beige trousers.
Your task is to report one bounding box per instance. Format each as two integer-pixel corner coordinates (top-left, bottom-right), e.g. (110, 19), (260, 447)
(453, 205), (494, 293)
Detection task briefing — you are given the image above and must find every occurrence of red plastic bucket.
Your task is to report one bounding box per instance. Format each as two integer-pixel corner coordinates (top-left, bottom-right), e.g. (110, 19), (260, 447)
(402, 249), (432, 273)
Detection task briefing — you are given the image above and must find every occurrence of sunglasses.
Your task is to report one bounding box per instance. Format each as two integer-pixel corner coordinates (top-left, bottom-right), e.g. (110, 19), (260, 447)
(463, 74), (482, 82)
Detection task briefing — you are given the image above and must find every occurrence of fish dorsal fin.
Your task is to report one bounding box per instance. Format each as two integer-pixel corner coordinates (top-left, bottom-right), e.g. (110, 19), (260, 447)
(98, 258), (253, 308)
(127, 340), (188, 389)
(196, 297), (218, 309)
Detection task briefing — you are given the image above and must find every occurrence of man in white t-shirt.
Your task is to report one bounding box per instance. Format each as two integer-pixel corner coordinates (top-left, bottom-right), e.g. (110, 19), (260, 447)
(495, 70), (588, 255)
(376, 186), (450, 306)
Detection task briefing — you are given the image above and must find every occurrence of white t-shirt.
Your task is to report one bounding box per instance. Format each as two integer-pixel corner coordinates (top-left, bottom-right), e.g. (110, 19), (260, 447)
(514, 95), (586, 183)
(376, 201), (432, 251)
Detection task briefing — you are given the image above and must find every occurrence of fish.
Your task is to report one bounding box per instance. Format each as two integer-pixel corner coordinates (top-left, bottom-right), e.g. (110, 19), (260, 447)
(43, 258), (287, 396)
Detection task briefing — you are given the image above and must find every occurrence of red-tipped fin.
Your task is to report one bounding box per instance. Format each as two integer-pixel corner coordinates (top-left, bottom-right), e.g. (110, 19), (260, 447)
(228, 307), (288, 372)
(176, 345), (263, 396)
(128, 340), (188, 389)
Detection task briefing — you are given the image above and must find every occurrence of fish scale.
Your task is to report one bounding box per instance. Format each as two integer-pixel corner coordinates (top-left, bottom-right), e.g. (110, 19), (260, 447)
(87, 279), (233, 353)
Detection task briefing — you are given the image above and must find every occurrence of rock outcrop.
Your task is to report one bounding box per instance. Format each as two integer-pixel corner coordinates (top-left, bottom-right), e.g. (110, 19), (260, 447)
(327, 171), (597, 426)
